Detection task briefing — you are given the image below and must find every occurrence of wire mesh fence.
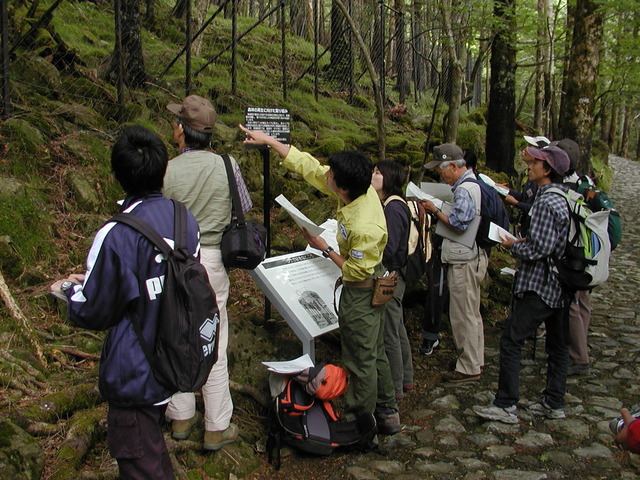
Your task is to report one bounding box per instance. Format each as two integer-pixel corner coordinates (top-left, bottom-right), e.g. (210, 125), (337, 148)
(1, 0), (489, 148)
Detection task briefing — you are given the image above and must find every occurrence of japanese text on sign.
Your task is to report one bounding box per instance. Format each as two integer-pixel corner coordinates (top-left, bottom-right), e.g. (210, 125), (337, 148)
(245, 107), (291, 146)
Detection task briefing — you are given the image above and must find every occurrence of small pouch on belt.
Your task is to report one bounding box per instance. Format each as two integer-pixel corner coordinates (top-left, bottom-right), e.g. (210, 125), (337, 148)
(371, 271), (398, 307)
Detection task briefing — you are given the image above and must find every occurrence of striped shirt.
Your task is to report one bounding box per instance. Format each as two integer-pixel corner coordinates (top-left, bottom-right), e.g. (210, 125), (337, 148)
(511, 183), (570, 308)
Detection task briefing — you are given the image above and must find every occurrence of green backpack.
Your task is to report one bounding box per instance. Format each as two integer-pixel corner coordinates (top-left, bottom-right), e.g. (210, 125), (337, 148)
(575, 176), (622, 250)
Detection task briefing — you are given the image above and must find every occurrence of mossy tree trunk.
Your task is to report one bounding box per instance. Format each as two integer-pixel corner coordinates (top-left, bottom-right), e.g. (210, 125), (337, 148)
(558, 0), (603, 172)
(109, 0), (146, 88)
(486, 0), (516, 175)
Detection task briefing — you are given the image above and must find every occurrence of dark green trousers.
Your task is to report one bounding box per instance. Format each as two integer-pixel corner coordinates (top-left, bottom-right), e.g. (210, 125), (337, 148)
(339, 281), (397, 420)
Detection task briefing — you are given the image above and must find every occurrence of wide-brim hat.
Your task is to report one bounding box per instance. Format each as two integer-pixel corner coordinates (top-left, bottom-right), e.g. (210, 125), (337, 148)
(425, 143), (464, 169)
(167, 95), (217, 133)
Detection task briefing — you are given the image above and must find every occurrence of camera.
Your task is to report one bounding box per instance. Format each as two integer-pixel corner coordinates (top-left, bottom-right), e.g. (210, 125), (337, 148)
(610, 408), (640, 434)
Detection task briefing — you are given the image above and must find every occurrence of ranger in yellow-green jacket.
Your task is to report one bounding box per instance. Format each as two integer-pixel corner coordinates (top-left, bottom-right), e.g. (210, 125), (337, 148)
(239, 125), (401, 436)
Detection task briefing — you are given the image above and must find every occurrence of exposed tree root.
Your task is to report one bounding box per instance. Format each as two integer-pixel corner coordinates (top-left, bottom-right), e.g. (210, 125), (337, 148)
(49, 405), (107, 480)
(0, 271), (48, 367)
(230, 380), (270, 409)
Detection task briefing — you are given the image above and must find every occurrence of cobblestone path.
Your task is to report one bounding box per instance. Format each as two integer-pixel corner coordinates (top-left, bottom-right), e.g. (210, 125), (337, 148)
(317, 155), (640, 480)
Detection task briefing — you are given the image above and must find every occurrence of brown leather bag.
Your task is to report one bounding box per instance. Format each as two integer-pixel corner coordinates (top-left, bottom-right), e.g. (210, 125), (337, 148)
(371, 271), (398, 306)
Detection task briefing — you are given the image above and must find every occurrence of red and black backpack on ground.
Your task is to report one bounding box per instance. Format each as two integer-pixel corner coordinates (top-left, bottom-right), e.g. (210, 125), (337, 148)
(266, 364), (377, 469)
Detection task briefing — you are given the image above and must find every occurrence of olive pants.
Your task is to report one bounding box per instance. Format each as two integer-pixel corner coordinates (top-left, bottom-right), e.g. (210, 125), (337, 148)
(339, 282), (397, 421)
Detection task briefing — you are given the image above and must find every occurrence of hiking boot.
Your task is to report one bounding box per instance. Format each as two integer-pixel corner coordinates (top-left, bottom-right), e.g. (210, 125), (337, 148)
(171, 411), (202, 440)
(203, 423), (239, 451)
(528, 400), (566, 419)
(567, 363), (590, 377)
(442, 370), (481, 383)
(420, 338), (439, 356)
(374, 407), (402, 435)
(473, 404), (519, 424)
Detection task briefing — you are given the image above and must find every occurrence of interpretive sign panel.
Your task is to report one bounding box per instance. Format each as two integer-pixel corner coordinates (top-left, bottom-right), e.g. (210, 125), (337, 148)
(249, 251), (342, 360)
(244, 107), (291, 146)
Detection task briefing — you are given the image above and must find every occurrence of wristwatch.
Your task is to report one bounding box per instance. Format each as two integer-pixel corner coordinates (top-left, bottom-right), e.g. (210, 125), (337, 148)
(60, 280), (74, 292)
(322, 246), (334, 258)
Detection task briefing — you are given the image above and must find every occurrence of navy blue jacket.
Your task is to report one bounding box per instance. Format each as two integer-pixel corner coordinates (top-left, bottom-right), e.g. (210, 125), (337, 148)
(64, 194), (201, 407)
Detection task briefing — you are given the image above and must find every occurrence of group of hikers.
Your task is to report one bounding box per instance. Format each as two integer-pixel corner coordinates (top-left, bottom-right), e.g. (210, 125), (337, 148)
(49, 95), (637, 479)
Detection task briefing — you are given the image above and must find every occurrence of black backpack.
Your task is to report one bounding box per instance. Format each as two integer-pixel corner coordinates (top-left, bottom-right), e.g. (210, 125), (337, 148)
(461, 176), (510, 252)
(110, 200), (220, 393)
(267, 377), (377, 469)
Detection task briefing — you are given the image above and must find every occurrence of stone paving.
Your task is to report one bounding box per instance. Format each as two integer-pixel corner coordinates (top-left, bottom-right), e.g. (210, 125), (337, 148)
(327, 155), (640, 480)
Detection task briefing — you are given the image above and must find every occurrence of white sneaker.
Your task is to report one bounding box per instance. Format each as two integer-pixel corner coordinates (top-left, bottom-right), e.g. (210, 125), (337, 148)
(528, 400), (565, 419)
(473, 403), (518, 424)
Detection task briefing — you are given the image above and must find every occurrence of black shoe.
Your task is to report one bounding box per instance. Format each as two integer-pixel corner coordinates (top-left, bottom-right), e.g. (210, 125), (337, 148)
(420, 339), (439, 356)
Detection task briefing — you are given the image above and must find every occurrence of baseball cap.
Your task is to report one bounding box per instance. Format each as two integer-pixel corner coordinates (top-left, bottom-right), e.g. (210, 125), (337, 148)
(550, 139), (580, 170)
(524, 135), (551, 148)
(425, 143), (464, 169)
(628, 419), (640, 453)
(167, 95), (217, 133)
(525, 145), (570, 177)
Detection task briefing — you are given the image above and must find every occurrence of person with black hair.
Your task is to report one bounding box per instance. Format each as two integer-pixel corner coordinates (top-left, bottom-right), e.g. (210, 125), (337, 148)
(474, 145), (572, 424)
(51, 125), (201, 479)
(163, 95), (252, 450)
(372, 160), (414, 401)
(239, 124), (401, 435)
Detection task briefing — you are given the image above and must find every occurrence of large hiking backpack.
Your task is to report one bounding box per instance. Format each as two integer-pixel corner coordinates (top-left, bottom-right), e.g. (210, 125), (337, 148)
(461, 176), (510, 251)
(383, 195), (432, 281)
(267, 366), (376, 469)
(573, 176), (622, 250)
(110, 200), (220, 393)
(546, 187), (611, 292)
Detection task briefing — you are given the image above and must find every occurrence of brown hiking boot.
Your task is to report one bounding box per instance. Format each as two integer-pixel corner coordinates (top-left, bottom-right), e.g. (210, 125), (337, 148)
(374, 407), (402, 435)
(203, 423), (239, 451)
(171, 411), (202, 440)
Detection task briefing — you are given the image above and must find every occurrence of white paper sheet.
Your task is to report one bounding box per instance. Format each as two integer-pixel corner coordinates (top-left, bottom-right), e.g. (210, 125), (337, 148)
(478, 173), (509, 197)
(488, 222), (518, 243)
(275, 194), (325, 237)
(405, 182), (444, 209)
(262, 353), (315, 374)
(500, 267), (516, 276)
(305, 219), (340, 257)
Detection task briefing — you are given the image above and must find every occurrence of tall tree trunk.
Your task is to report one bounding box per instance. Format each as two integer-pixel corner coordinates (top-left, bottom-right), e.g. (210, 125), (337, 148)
(110, 0), (146, 88)
(619, 105), (630, 158)
(608, 102), (619, 152)
(327, 0), (351, 88)
(393, 0), (408, 104)
(438, 0), (464, 142)
(411, 0), (427, 95)
(533, 0), (551, 133)
(191, 0), (209, 56)
(485, 0), (516, 175)
(558, 0), (603, 172)
(290, 0), (312, 40)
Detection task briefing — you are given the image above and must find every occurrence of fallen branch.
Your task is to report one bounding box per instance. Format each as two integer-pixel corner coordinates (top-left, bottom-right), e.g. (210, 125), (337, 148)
(27, 421), (63, 436)
(0, 271), (47, 367)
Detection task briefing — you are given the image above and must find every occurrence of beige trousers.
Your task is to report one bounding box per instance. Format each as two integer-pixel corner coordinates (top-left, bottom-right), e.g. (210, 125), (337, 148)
(447, 249), (488, 376)
(165, 248), (233, 432)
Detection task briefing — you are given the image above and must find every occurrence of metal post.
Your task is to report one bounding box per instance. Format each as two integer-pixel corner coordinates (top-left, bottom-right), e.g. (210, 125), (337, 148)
(379, 0), (385, 105)
(348, 0), (354, 102)
(115, 0), (125, 122)
(1, 0), (9, 118)
(185, 0), (192, 96)
(262, 147), (271, 321)
(231, 0), (237, 94)
(313, 0), (319, 101)
(281, 0), (287, 101)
